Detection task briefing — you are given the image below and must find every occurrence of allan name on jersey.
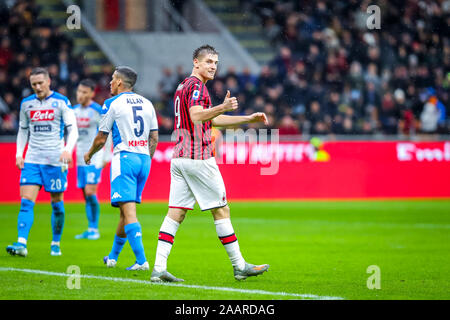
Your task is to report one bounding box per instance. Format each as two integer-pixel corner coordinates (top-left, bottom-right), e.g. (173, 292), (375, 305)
(126, 97), (144, 104)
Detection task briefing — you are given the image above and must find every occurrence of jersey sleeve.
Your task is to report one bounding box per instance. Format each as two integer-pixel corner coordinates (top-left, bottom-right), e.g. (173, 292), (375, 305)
(149, 102), (158, 131)
(93, 107), (102, 126)
(187, 82), (208, 109)
(18, 101), (29, 129)
(61, 100), (77, 128)
(17, 103), (29, 157)
(98, 103), (115, 133)
(61, 100), (79, 153)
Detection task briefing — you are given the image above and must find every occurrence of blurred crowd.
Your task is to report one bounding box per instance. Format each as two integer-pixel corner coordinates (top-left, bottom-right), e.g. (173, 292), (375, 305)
(0, 0), (112, 135)
(158, 0), (449, 136)
(1, 0), (449, 137)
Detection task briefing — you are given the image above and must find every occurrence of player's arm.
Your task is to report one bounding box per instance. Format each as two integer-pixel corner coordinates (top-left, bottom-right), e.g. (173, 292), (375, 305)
(85, 131), (108, 165)
(190, 90), (237, 123)
(16, 102), (29, 169)
(101, 134), (113, 167)
(85, 104), (114, 165)
(212, 113), (269, 127)
(149, 130), (158, 158)
(60, 103), (79, 165)
(148, 103), (159, 158)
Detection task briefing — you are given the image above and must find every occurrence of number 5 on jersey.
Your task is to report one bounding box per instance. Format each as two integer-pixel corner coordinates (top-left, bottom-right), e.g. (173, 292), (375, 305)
(132, 106), (144, 137)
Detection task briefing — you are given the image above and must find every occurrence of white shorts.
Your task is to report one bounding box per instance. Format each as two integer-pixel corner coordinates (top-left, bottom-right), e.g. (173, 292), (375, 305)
(168, 157), (227, 211)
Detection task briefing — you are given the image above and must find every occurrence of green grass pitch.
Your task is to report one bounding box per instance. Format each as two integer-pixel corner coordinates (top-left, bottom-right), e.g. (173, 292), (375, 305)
(0, 200), (449, 300)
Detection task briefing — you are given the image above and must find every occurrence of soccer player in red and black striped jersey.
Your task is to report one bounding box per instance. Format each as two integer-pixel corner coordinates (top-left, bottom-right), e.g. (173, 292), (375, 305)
(172, 71), (215, 159)
(151, 45), (270, 282)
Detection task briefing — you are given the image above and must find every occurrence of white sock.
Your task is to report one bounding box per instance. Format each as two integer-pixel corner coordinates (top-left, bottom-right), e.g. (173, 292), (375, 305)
(154, 216), (180, 272)
(51, 241), (60, 246)
(18, 237), (27, 245)
(214, 218), (246, 271)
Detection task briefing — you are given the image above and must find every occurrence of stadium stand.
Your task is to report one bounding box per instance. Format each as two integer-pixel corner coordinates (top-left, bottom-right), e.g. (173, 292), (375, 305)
(0, 0), (112, 135)
(1, 0), (449, 137)
(196, 0), (450, 136)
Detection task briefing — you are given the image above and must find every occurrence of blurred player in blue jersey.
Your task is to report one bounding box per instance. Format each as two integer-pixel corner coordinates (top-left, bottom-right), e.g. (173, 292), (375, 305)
(73, 79), (112, 240)
(85, 66), (159, 270)
(6, 67), (79, 257)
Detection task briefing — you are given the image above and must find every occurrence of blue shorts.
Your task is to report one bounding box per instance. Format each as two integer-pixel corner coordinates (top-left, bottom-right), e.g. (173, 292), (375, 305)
(77, 165), (102, 188)
(20, 163), (68, 193)
(110, 151), (151, 207)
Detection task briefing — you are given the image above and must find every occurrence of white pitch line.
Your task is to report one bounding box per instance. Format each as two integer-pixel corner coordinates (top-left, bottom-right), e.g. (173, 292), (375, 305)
(0, 267), (344, 300)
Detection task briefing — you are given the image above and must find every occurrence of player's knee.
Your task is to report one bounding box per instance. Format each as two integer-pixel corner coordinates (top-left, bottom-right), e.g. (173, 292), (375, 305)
(118, 203), (137, 223)
(167, 208), (186, 223)
(21, 195), (35, 202)
(84, 185), (97, 197)
(85, 190), (96, 198)
(121, 209), (135, 219)
(212, 205), (230, 220)
(50, 192), (64, 202)
(20, 185), (40, 202)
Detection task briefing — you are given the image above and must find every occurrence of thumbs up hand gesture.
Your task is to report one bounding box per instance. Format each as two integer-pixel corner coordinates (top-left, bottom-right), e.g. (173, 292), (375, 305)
(222, 90), (238, 112)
